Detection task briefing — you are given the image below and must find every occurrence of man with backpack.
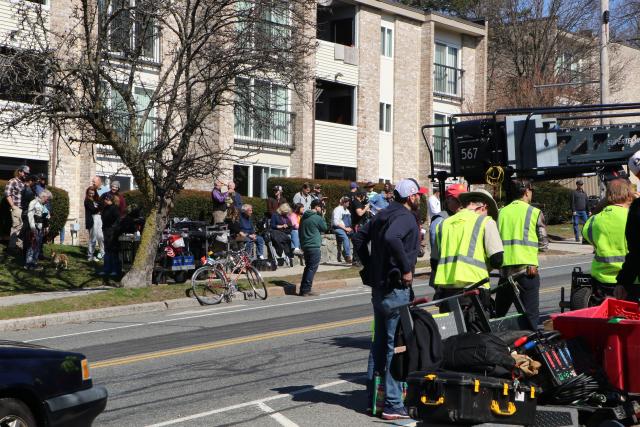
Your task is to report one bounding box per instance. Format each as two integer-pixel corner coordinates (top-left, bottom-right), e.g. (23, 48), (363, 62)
(353, 179), (422, 421)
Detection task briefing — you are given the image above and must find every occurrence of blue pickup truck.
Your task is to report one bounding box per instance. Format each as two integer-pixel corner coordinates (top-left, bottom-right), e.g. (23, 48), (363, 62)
(0, 340), (107, 426)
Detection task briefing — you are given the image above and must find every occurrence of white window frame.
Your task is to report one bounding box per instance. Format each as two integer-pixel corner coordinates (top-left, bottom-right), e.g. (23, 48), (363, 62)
(379, 102), (392, 133)
(13, 0), (50, 10)
(234, 77), (292, 145)
(380, 26), (393, 58)
(433, 112), (458, 166)
(434, 41), (461, 97)
(107, 0), (160, 63)
(234, 163), (289, 198)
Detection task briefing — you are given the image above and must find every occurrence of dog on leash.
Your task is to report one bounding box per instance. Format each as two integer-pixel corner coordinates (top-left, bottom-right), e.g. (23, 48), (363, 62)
(51, 252), (69, 271)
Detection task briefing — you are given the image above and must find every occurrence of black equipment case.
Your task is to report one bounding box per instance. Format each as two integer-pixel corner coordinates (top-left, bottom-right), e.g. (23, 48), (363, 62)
(406, 371), (538, 426)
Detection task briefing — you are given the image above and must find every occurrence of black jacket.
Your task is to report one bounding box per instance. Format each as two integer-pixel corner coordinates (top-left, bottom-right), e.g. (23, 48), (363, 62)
(352, 201), (420, 289)
(101, 204), (121, 250)
(84, 199), (100, 230)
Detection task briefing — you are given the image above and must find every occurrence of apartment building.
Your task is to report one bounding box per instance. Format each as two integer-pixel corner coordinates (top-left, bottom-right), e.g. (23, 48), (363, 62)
(232, 0), (488, 197)
(0, 0), (487, 241)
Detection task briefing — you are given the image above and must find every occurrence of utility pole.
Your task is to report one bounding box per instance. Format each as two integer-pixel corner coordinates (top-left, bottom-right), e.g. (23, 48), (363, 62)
(600, 0), (610, 124)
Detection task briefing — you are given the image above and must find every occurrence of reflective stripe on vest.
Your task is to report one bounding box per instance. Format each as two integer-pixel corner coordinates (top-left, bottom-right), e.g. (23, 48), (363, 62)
(434, 209), (490, 288)
(582, 205), (631, 284)
(498, 200), (540, 267)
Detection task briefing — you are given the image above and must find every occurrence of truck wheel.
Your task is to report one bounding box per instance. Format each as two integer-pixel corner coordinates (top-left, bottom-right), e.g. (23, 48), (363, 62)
(570, 286), (592, 310)
(0, 398), (37, 427)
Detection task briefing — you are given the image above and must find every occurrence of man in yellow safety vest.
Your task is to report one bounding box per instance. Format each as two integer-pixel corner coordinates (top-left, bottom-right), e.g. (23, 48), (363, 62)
(496, 179), (549, 329)
(584, 179), (635, 298)
(432, 189), (504, 318)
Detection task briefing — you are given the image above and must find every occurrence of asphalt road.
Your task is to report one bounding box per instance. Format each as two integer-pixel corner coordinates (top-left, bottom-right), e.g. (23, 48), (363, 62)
(4, 254), (591, 426)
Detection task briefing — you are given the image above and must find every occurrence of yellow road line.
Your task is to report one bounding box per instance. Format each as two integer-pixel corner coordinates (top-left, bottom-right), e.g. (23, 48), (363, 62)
(92, 316), (373, 369)
(92, 285), (568, 370)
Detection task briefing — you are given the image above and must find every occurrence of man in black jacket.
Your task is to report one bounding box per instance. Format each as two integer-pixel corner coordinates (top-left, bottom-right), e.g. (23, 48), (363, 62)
(353, 179), (421, 420)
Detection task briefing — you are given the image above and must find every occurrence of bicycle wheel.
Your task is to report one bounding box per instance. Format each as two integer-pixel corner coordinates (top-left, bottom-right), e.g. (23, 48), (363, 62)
(191, 265), (227, 305)
(245, 265), (267, 300)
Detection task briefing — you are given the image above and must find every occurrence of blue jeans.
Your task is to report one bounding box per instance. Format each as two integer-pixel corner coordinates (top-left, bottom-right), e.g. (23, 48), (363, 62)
(573, 210), (588, 240)
(300, 248), (321, 294)
(290, 229), (300, 249)
(334, 228), (351, 258)
(25, 228), (43, 267)
(369, 287), (411, 411)
(244, 235), (265, 258)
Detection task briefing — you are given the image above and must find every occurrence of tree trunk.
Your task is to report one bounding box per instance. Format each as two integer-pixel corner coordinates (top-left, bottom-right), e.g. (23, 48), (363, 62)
(119, 200), (172, 288)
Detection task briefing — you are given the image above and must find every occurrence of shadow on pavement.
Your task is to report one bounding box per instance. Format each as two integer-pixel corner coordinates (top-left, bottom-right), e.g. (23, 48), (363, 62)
(269, 279), (297, 295)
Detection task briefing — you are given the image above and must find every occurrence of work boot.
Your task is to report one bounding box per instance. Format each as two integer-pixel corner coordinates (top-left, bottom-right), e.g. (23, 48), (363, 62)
(345, 256), (352, 264)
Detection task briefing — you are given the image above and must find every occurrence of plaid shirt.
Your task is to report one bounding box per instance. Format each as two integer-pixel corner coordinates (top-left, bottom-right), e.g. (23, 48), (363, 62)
(4, 177), (25, 207)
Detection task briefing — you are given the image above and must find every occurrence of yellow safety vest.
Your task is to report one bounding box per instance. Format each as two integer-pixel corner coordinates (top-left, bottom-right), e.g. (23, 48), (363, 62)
(498, 200), (541, 267)
(582, 205), (632, 284)
(434, 208), (490, 288)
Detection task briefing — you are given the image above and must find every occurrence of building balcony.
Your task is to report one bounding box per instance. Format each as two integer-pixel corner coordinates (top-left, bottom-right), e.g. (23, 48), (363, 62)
(315, 39), (358, 86)
(234, 109), (295, 151)
(433, 63), (464, 100)
(314, 120), (357, 168)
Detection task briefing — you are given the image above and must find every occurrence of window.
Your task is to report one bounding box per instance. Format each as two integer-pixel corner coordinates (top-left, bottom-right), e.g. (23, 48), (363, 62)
(379, 103), (392, 132)
(237, 1), (291, 53)
(234, 77), (291, 146)
(97, 175), (133, 191)
(317, 3), (356, 46)
(234, 164), (287, 198)
(315, 79), (355, 126)
(556, 52), (584, 82)
(107, 84), (156, 150)
(0, 47), (46, 104)
(434, 43), (462, 96)
(314, 163), (356, 181)
(433, 113), (457, 165)
(106, 0), (159, 62)
(380, 27), (393, 57)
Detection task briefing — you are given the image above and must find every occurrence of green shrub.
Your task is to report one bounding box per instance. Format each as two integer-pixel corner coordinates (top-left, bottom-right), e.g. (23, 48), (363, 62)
(0, 179), (69, 241)
(267, 177), (429, 225)
(122, 190), (267, 223)
(531, 181), (572, 225)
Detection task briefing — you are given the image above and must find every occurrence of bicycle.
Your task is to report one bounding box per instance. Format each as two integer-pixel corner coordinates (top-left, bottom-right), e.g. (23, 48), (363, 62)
(190, 249), (268, 305)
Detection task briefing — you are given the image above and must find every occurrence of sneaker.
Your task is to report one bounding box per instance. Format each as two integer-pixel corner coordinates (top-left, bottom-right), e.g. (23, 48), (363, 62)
(293, 248), (303, 256)
(96, 253), (104, 260)
(87, 256), (95, 262)
(381, 407), (410, 420)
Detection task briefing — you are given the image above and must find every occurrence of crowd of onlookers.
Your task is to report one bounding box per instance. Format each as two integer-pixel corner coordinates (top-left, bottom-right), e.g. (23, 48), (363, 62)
(211, 179), (410, 268)
(4, 165), (52, 270)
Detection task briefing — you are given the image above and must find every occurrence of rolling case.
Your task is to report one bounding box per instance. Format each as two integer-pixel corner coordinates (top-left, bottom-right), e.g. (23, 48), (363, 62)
(406, 371), (538, 426)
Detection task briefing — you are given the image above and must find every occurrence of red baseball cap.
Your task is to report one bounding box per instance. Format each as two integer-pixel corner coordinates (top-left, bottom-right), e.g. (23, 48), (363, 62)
(418, 186), (428, 195)
(445, 183), (467, 199)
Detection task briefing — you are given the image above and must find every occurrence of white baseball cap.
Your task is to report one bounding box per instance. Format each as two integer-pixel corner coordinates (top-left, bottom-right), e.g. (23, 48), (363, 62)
(394, 179), (419, 198)
(629, 151), (640, 177)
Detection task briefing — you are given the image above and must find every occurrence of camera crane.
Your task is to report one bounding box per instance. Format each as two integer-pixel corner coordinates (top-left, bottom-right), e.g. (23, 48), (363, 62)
(422, 102), (640, 197)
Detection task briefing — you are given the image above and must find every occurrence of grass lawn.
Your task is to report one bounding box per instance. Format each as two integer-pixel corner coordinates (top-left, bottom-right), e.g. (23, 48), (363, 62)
(547, 223), (578, 241)
(0, 243), (107, 296)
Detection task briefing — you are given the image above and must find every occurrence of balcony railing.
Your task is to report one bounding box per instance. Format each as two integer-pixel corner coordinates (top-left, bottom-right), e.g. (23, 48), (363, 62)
(433, 134), (450, 166)
(98, 113), (159, 155)
(434, 63), (463, 97)
(234, 108), (295, 150)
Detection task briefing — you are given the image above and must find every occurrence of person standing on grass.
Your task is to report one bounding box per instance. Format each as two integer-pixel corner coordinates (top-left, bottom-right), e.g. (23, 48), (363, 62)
(101, 193), (121, 277)
(25, 190), (52, 271)
(298, 199), (327, 297)
(571, 179), (589, 242)
(85, 187), (105, 262)
(5, 165), (29, 253)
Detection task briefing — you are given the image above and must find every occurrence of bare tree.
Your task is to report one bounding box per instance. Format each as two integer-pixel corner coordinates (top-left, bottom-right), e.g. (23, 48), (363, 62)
(0, 0), (316, 287)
